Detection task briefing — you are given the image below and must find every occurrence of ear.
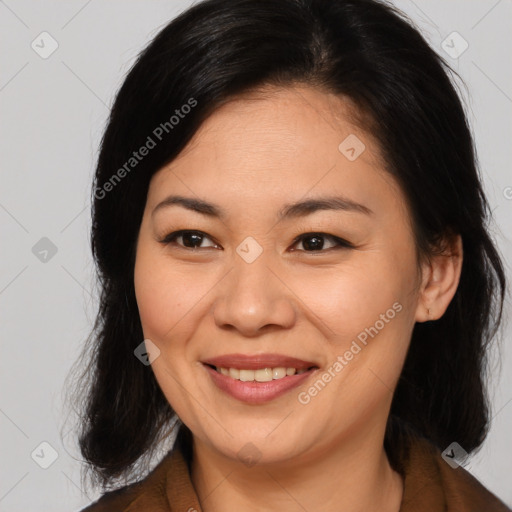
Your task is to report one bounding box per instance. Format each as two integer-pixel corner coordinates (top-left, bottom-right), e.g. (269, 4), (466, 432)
(415, 233), (463, 323)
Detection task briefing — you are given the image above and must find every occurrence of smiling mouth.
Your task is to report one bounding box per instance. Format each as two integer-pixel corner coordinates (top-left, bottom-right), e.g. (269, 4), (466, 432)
(204, 364), (318, 382)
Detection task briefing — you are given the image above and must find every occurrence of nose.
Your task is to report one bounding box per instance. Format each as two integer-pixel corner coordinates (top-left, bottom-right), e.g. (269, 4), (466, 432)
(212, 257), (297, 337)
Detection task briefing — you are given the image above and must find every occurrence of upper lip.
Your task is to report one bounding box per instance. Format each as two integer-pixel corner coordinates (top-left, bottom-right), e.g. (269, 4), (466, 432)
(201, 353), (319, 370)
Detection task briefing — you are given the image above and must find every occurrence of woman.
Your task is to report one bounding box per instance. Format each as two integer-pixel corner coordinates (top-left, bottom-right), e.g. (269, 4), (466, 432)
(72, 0), (509, 510)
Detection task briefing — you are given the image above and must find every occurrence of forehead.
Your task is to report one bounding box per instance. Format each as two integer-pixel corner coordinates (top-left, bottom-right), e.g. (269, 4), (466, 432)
(173, 84), (380, 166)
(147, 85), (404, 221)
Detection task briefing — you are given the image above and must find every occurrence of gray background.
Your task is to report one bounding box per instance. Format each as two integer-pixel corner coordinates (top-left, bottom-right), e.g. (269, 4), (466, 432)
(1, 1), (511, 510)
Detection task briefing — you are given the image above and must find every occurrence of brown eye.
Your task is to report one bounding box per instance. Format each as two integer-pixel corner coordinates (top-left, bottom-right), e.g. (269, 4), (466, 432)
(160, 230), (218, 249)
(290, 233), (353, 252)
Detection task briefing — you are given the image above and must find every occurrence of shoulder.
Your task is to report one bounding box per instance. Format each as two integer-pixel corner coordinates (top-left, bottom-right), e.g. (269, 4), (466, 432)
(401, 436), (511, 512)
(434, 448), (510, 511)
(79, 449), (178, 512)
(79, 483), (142, 512)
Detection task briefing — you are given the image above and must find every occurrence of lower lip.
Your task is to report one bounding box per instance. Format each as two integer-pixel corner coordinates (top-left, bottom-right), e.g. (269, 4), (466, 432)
(203, 364), (317, 404)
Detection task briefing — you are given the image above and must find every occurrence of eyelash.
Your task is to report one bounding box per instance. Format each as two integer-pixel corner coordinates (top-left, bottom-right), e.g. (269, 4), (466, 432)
(158, 230), (354, 252)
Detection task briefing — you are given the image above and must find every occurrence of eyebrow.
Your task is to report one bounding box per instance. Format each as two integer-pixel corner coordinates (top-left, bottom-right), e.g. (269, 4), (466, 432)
(152, 194), (373, 220)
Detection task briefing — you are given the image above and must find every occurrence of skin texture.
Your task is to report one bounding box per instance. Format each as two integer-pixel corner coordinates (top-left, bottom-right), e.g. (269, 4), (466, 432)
(134, 85), (463, 512)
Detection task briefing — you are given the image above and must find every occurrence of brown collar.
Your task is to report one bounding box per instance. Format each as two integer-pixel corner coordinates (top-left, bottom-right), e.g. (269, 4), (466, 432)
(399, 436), (510, 511)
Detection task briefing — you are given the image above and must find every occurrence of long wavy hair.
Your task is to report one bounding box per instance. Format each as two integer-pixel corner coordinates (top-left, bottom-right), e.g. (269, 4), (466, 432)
(64, 0), (507, 492)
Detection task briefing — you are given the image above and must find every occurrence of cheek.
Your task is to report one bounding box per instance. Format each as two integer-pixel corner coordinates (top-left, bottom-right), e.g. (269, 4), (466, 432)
(134, 244), (213, 346)
(134, 258), (170, 338)
(134, 243), (181, 340)
(300, 252), (415, 342)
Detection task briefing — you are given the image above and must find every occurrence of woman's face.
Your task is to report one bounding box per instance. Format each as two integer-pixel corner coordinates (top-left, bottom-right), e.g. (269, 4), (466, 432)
(134, 85), (425, 465)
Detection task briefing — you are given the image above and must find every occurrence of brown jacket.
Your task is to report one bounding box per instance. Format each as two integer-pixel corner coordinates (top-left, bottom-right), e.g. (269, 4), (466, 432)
(81, 437), (510, 511)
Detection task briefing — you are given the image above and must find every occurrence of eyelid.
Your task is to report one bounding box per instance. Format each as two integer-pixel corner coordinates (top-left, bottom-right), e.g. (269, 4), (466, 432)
(290, 232), (354, 250)
(159, 229), (354, 251)
(288, 220), (355, 250)
(159, 230), (220, 248)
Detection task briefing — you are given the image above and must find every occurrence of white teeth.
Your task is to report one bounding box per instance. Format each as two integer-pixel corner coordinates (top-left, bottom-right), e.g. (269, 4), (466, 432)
(228, 368), (240, 379)
(214, 366), (311, 381)
(239, 369), (255, 382)
(272, 367), (287, 379)
(255, 368), (273, 382)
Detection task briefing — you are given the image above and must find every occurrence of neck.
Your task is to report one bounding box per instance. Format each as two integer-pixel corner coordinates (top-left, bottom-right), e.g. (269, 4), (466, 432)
(190, 421), (403, 512)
